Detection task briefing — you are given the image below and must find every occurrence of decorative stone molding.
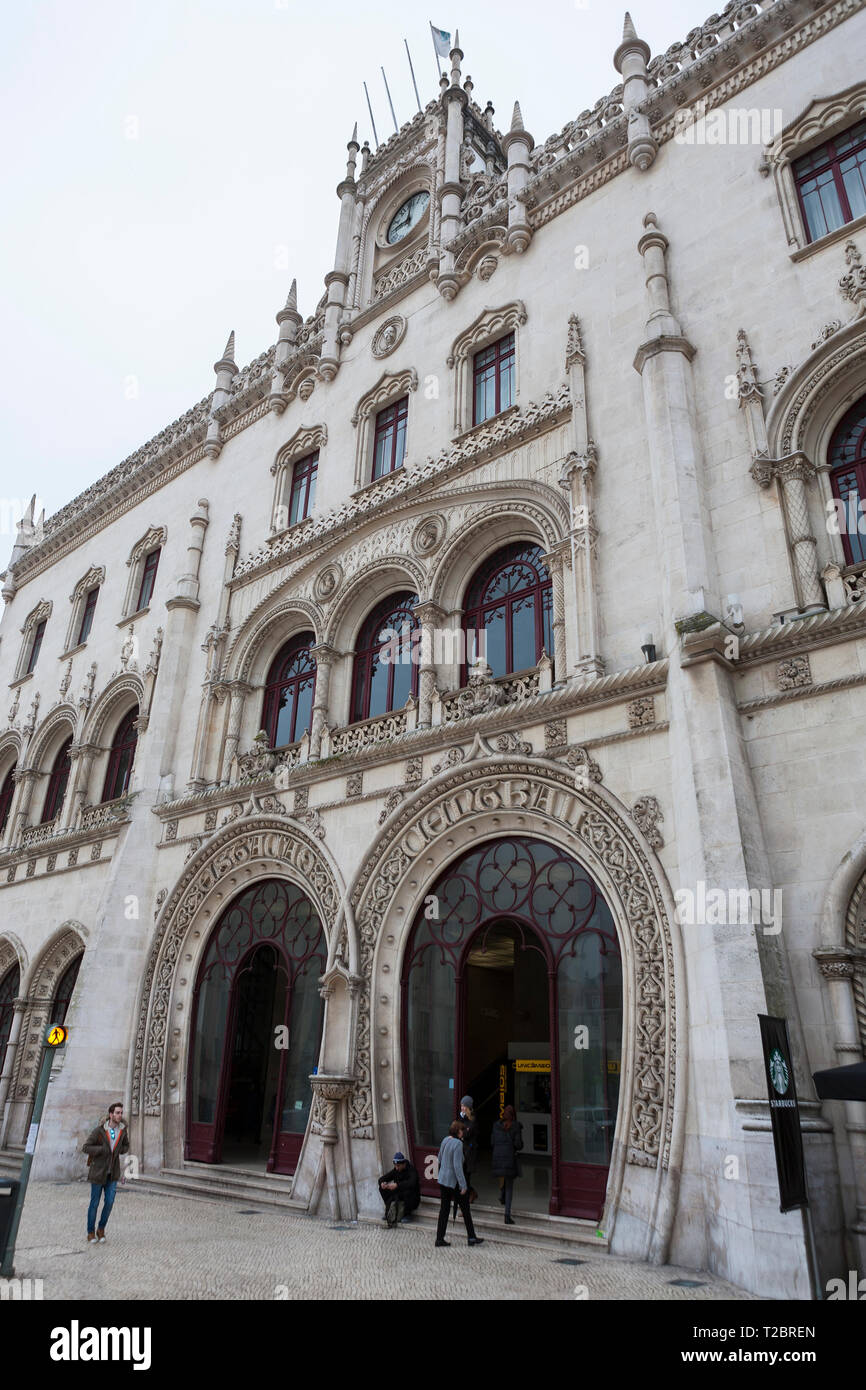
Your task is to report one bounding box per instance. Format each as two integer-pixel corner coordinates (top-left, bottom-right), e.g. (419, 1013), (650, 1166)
(351, 367), (418, 489)
(411, 513), (447, 558)
(270, 424), (327, 480)
(544, 719), (567, 750)
(350, 749), (679, 1178)
(63, 566), (105, 654)
(447, 301), (527, 432)
(776, 654), (813, 690)
(123, 526), (166, 618)
(628, 696), (656, 729)
(839, 239), (866, 316)
(133, 818), (342, 1115)
(632, 796), (664, 849)
(764, 82), (866, 253)
(14, 600), (53, 682)
(371, 316), (407, 358)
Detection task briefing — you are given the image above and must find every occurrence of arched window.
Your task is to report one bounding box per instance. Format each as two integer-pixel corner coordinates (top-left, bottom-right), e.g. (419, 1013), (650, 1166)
(463, 542), (553, 681)
(42, 737), (72, 823)
(0, 764), (16, 836)
(51, 954), (82, 1027)
(829, 395), (866, 566)
(351, 592), (419, 723)
(102, 709), (139, 802)
(0, 963), (21, 1077)
(262, 635), (317, 748)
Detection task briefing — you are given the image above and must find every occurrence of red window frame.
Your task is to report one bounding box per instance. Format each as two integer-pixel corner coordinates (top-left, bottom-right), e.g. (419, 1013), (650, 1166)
(261, 634), (317, 748)
(829, 394), (866, 566)
(26, 619), (46, 675)
(472, 332), (515, 426)
(372, 397), (409, 480)
(136, 548), (161, 612)
(101, 708), (139, 802)
(77, 586), (99, 645)
(351, 592), (419, 723)
(51, 954), (82, 1027)
(288, 452), (318, 525)
(0, 764), (15, 836)
(42, 737), (72, 823)
(462, 542), (554, 685)
(793, 119), (866, 244)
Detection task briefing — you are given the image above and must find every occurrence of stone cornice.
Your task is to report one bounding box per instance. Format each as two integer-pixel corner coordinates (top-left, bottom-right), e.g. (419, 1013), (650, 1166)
(738, 670), (866, 713)
(735, 598), (866, 666)
(151, 658), (668, 820)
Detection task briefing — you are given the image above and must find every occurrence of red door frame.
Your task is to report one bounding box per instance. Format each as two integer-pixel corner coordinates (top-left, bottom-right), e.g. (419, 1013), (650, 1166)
(187, 943), (301, 1175)
(404, 912), (616, 1221)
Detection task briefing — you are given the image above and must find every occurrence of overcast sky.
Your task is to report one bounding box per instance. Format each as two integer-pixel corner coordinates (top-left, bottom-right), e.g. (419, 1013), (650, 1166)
(0, 0), (704, 551)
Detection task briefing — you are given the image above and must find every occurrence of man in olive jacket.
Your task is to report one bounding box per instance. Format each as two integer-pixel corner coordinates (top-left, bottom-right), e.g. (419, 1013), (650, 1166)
(82, 1101), (129, 1243)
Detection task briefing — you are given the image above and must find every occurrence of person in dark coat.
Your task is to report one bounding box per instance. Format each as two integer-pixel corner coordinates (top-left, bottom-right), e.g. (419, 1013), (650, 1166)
(455, 1095), (478, 1212)
(435, 1120), (483, 1248)
(378, 1151), (421, 1225)
(82, 1101), (130, 1243)
(490, 1104), (523, 1224)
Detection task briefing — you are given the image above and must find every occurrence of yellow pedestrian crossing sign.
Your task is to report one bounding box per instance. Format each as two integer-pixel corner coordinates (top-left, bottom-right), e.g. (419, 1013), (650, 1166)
(46, 1025), (68, 1047)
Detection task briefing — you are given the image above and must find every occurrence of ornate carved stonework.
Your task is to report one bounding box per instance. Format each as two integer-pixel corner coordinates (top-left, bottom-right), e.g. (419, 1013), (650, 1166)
(544, 720), (567, 750)
(628, 696), (656, 729)
(632, 796), (665, 849)
(134, 820), (340, 1115)
(839, 240), (866, 316)
(411, 513), (447, 557)
(777, 654), (812, 690)
(346, 773), (363, 798)
(313, 563), (343, 603)
(371, 315), (407, 358)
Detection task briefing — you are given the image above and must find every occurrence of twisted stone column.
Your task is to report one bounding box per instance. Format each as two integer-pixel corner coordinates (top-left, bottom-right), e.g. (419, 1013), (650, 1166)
(0, 997), (27, 1138)
(751, 452), (824, 610)
(221, 682), (251, 785)
(413, 603), (445, 727)
(540, 546), (569, 683)
(9, 768), (37, 848)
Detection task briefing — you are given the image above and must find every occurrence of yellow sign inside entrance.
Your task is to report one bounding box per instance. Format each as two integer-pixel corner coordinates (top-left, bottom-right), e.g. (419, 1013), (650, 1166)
(514, 1059), (551, 1073)
(45, 1025), (68, 1047)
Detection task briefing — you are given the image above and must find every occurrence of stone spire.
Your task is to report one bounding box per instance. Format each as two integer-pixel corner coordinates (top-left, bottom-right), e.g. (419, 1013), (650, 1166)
(614, 11), (656, 171)
(449, 30), (463, 86)
(214, 330), (236, 374)
(502, 98), (534, 254)
(319, 124), (361, 380)
(205, 329), (238, 459)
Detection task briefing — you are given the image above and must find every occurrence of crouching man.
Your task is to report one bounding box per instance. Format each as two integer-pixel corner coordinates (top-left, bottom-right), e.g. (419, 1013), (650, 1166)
(378, 1151), (421, 1226)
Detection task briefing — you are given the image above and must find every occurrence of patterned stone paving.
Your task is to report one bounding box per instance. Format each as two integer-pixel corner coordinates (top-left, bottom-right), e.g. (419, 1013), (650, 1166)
(6, 1180), (758, 1301)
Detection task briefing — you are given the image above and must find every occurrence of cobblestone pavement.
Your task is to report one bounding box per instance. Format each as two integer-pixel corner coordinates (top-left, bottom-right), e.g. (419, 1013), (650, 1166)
(9, 1180), (757, 1301)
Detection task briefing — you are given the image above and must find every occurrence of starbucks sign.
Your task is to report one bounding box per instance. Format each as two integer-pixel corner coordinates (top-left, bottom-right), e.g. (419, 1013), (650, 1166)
(769, 1047), (789, 1096)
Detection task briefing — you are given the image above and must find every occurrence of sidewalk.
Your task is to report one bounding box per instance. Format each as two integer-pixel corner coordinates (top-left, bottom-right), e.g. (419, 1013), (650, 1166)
(8, 1180), (758, 1301)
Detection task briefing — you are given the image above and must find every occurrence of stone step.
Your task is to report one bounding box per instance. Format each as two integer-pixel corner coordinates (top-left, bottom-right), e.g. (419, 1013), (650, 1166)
(134, 1166), (608, 1256)
(0, 1148), (24, 1181)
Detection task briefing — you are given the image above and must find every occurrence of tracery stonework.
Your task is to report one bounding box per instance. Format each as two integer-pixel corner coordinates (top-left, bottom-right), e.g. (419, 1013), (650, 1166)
(350, 754), (677, 1168)
(133, 820), (341, 1116)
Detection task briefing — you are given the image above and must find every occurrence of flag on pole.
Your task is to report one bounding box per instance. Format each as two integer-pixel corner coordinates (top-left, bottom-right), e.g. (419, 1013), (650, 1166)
(430, 23), (451, 58)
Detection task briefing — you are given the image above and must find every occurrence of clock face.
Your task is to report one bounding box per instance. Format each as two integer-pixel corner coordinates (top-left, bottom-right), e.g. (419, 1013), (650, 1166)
(386, 191), (430, 246)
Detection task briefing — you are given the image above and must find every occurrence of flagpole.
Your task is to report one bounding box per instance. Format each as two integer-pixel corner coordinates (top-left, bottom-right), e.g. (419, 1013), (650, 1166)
(363, 81), (380, 149)
(381, 66), (398, 134)
(405, 39), (422, 113)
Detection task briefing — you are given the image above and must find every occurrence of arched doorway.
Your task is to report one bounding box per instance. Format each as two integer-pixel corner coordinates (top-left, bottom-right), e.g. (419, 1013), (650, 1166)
(402, 837), (622, 1219)
(187, 878), (326, 1174)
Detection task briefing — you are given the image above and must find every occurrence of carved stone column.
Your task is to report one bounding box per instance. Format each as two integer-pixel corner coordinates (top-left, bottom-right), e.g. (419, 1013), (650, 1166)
(307, 1076), (357, 1222)
(221, 682), (251, 786)
(435, 37), (467, 301)
(813, 948), (866, 1270)
(559, 448), (603, 679)
(309, 644), (338, 758)
(539, 546), (569, 683)
(751, 452), (824, 610)
(0, 997), (27, 1136)
(9, 768), (37, 848)
(413, 602), (446, 727)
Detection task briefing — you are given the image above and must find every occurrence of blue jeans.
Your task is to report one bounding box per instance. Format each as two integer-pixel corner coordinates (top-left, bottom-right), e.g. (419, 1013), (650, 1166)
(87, 1181), (117, 1234)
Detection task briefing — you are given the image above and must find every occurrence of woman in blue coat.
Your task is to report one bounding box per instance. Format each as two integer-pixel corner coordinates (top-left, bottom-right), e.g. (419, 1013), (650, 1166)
(490, 1104), (523, 1225)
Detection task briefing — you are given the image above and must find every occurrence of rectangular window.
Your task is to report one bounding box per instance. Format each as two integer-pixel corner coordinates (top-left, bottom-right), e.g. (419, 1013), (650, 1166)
(136, 548), (161, 612)
(472, 332), (515, 425)
(372, 397), (408, 480)
(288, 452), (318, 525)
(793, 119), (866, 243)
(77, 587), (99, 645)
(26, 620), (46, 675)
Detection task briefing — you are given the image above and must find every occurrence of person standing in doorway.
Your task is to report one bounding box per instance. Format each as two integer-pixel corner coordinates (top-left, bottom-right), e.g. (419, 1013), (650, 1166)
(82, 1101), (129, 1244)
(491, 1104), (524, 1225)
(457, 1095), (478, 1207)
(435, 1120), (484, 1248)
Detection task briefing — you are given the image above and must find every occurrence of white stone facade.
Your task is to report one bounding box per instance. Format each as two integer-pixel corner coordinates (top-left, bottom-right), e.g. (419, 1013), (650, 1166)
(1, 0), (866, 1300)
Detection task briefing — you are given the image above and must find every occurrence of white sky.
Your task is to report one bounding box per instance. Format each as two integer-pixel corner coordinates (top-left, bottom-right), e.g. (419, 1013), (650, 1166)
(0, 0), (704, 550)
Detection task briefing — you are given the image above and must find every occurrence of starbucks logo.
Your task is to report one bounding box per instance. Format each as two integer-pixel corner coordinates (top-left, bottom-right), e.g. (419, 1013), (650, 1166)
(769, 1047), (789, 1095)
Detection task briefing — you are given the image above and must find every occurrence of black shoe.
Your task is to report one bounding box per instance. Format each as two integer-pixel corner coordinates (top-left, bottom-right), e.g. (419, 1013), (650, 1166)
(468, 1237), (484, 1246)
(504, 1216), (516, 1225)
(435, 1240), (451, 1247)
